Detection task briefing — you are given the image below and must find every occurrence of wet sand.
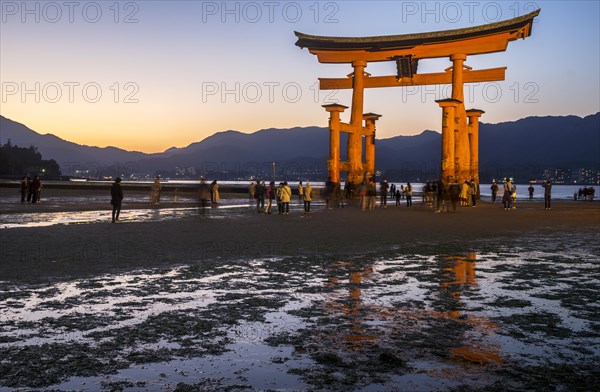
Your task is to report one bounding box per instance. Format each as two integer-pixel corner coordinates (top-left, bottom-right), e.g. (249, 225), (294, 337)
(2, 189), (600, 391)
(1, 189), (598, 283)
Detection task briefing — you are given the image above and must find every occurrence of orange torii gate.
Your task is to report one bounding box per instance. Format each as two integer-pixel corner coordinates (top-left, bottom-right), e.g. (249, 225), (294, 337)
(295, 9), (540, 186)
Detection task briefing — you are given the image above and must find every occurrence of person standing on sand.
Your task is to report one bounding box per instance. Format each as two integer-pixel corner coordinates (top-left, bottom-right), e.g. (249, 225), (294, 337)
(20, 176), (28, 204)
(449, 180), (460, 211)
(470, 179), (477, 207)
(334, 182), (345, 209)
(380, 178), (389, 207)
(542, 180), (552, 210)
(303, 182), (312, 213)
(460, 181), (469, 206)
(358, 181), (367, 210)
(281, 181), (292, 214)
(249, 182), (255, 202)
(490, 180), (498, 203)
(110, 177), (124, 223)
(276, 182), (283, 214)
(502, 178), (512, 210)
(32, 175), (42, 204)
(211, 180), (220, 204)
(511, 181), (517, 209)
(255, 180), (265, 213)
(324, 176), (334, 210)
(151, 176), (162, 205)
(405, 182), (413, 207)
(27, 176), (34, 203)
(435, 178), (447, 213)
(265, 181), (275, 214)
(298, 181), (304, 202)
(528, 183), (534, 200)
(198, 178), (211, 208)
(367, 179), (376, 210)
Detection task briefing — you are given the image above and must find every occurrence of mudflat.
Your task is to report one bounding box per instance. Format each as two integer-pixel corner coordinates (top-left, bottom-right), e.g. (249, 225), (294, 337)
(2, 189), (598, 283)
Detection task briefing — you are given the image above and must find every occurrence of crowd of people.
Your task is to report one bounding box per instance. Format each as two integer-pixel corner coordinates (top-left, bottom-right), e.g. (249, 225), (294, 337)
(19, 175), (42, 204)
(12, 174), (596, 223)
(576, 187), (596, 201)
(248, 179), (311, 214)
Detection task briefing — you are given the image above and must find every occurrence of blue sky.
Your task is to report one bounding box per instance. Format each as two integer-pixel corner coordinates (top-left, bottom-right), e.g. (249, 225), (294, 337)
(1, 0), (599, 152)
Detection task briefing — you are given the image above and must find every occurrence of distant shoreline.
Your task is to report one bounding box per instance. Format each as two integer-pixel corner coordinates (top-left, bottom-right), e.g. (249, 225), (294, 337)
(1, 179), (598, 194)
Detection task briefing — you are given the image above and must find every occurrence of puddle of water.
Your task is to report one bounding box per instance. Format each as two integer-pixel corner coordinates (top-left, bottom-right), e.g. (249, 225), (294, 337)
(0, 233), (599, 390)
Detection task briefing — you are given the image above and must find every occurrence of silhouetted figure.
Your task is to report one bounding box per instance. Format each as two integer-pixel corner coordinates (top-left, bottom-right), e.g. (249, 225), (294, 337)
(490, 180), (498, 203)
(198, 178), (211, 208)
(27, 176), (34, 203)
(111, 177), (124, 222)
(542, 180), (552, 210)
(405, 182), (413, 207)
(324, 177), (334, 210)
(32, 175), (42, 204)
(502, 178), (512, 210)
(265, 181), (275, 214)
(366, 179), (376, 210)
(470, 180), (477, 207)
(345, 181), (355, 199)
(249, 182), (255, 202)
(334, 182), (344, 208)
(358, 181), (367, 210)
(276, 182), (283, 214)
(435, 178), (447, 213)
(380, 178), (389, 207)
(298, 181), (304, 202)
(255, 180), (265, 213)
(449, 181), (460, 211)
(20, 176), (28, 203)
(424, 182), (434, 207)
(528, 183), (534, 200)
(151, 176), (162, 205)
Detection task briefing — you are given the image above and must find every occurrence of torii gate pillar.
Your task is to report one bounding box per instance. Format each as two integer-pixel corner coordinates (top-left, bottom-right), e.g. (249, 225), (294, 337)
(323, 103), (348, 184)
(436, 98), (462, 182)
(466, 109), (485, 184)
(363, 112), (382, 180)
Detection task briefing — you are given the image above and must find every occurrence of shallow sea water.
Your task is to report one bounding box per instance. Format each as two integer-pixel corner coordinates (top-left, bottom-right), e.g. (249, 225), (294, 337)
(0, 201), (318, 229)
(0, 233), (599, 391)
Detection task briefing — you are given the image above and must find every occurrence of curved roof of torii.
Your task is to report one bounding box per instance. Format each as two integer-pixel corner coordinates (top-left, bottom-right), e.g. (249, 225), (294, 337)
(295, 9), (540, 63)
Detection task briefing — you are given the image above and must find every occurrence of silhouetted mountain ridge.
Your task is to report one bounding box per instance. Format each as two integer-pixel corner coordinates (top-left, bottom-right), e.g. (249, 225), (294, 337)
(1, 113), (598, 179)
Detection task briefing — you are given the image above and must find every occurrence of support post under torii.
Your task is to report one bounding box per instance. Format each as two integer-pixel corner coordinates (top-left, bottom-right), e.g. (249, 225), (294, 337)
(323, 103), (348, 184)
(436, 98), (462, 182)
(363, 112), (382, 180)
(466, 109), (485, 184)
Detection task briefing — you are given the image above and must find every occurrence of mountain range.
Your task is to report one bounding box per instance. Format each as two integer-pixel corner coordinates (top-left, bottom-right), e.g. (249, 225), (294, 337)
(1, 113), (598, 181)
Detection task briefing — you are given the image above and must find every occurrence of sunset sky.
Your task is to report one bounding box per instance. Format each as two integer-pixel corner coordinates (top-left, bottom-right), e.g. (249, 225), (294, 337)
(1, 1), (599, 153)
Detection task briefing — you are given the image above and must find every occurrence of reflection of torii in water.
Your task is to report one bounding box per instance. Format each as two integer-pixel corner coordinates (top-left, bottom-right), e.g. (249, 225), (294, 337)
(440, 252), (502, 364)
(323, 262), (378, 349)
(318, 253), (502, 366)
